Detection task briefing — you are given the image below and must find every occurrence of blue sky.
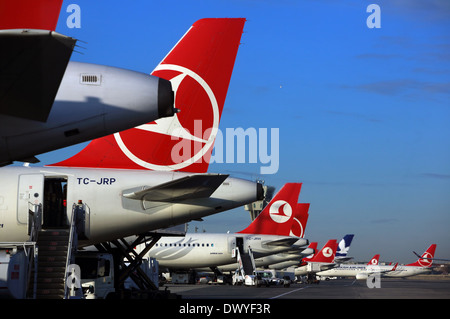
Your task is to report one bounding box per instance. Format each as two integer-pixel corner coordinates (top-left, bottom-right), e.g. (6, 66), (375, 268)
(33, 0), (450, 263)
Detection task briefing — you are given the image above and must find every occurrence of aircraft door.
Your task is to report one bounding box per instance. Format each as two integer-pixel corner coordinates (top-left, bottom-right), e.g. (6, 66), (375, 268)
(43, 177), (68, 228)
(236, 237), (245, 253)
(17, 174), (44, 225)
(229, 236), (247, 258)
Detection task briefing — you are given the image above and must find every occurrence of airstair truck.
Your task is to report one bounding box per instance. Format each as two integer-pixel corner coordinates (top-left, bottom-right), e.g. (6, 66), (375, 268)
(75, 251), (161, 299)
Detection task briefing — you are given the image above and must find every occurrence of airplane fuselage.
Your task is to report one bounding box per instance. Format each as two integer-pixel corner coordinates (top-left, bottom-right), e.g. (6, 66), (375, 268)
(382, 265), (432, 277)
(0, 166), (261, 246)
(144, 233), (308, 270)
(317, 264), (432, 278)
(316, 264), (380, 278)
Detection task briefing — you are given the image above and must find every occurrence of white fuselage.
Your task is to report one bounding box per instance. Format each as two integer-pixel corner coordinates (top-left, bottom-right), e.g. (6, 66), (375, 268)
(316, 264), (380, 278)
(144, 233), (308, 270)
(0, 166), (260, 246)
(317, 264), (432, 278)
(382, 265), (432, 277)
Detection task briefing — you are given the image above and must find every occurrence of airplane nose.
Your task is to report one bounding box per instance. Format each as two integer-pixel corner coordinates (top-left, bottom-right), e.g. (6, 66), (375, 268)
(157, 78), (175, 118)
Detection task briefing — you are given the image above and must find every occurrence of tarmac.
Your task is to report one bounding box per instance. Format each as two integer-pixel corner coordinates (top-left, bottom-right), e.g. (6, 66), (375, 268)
(162, 277), (450, 299)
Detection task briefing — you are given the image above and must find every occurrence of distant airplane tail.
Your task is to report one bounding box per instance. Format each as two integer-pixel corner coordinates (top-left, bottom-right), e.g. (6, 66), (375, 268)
(307, 242), (318, 255)
(308, 239), (338, 263)
(367, 254), (380, 265)
(238, 183), (306, 236)
(407, 244), (436, 267)
(335, 234), (354, 259)
(51, 18), (246, 172)
(299, 242), (318, 265)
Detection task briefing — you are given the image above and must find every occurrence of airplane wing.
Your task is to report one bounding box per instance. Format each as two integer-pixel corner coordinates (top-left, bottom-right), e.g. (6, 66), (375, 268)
(0, 0), (77, 122)
(381, 263), (398, 274)
(122, 174), (229, 202)
(364, 263), (400, 277)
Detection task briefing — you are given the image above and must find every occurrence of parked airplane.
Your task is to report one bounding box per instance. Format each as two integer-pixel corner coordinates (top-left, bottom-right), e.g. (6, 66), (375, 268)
(141, 183), (309, 271)
(294, 239), (338, 277)
(383, 244), (437, 278)
(335, 234), (355, 262)
(0, 18), (263, 247)
(316, 254), (381, 280)
(318, 244), (437, 279)
(0, 0), (175, 166)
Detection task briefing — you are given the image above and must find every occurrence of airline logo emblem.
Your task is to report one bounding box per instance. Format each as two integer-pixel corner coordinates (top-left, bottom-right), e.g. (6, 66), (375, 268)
(418, 252), (433, 267)
(269, 200), (292, 224)
(370, 258), (378, 265)
(322, 246), (333, 258)
(113, 64), (220, 170)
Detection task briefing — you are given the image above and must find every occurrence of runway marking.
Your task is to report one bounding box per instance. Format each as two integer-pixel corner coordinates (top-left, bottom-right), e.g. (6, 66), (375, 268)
(270, 286), (310, 299)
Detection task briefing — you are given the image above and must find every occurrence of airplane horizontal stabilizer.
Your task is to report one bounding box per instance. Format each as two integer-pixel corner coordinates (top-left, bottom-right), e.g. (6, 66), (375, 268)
(0, 30), (76, 122)
(122, 174), (229, 202)
(320, 263), (337, 271)
(335, 256), (354, 262)
(264, 238), (300, 247)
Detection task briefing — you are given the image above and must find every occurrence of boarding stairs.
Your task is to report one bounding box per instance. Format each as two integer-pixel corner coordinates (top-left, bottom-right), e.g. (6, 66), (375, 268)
(28, 203), (85, 299)
(236, 245), (256, 278)
(33, 229), (70, 298)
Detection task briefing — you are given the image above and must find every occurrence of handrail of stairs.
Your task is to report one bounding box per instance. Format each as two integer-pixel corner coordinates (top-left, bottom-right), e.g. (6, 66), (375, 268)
(26, 203), (42, 299)
(63, 201), (84, 299)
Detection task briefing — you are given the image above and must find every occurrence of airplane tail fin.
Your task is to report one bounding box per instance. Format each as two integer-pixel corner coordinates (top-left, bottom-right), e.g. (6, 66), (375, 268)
(238, 183), (303, 236)
(51, 18), (246, 172)
(0, 0), (63, 31)
(335, 234), (354, 258)
(407, 244), (436, 267)
(307, 242), (318, 254)
(309, 239), (338, 263)
(300, 242), (318, 265)
(367, 254), (380, 265)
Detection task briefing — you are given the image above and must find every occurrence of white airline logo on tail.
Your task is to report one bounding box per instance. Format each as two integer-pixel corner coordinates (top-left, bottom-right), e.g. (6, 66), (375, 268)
(322, 247), (334, 258)
(418, 252), (433, 267)
(113, 64), (219, 170)
(370, 258), (379, 265)
(269, 200), (292, 223)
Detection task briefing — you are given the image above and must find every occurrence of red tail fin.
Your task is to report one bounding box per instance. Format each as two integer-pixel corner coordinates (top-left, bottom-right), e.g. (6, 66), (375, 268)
(309, 239), (338, 263)
(406, 244), (436, 267)
(238, 183), (302, 236)
(51, 18), (246, 171)
(367, 254), (380, 265)
(300, 242), (318, 265)
(0, 0), (63, 31)
(307, 242), (318, 254)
